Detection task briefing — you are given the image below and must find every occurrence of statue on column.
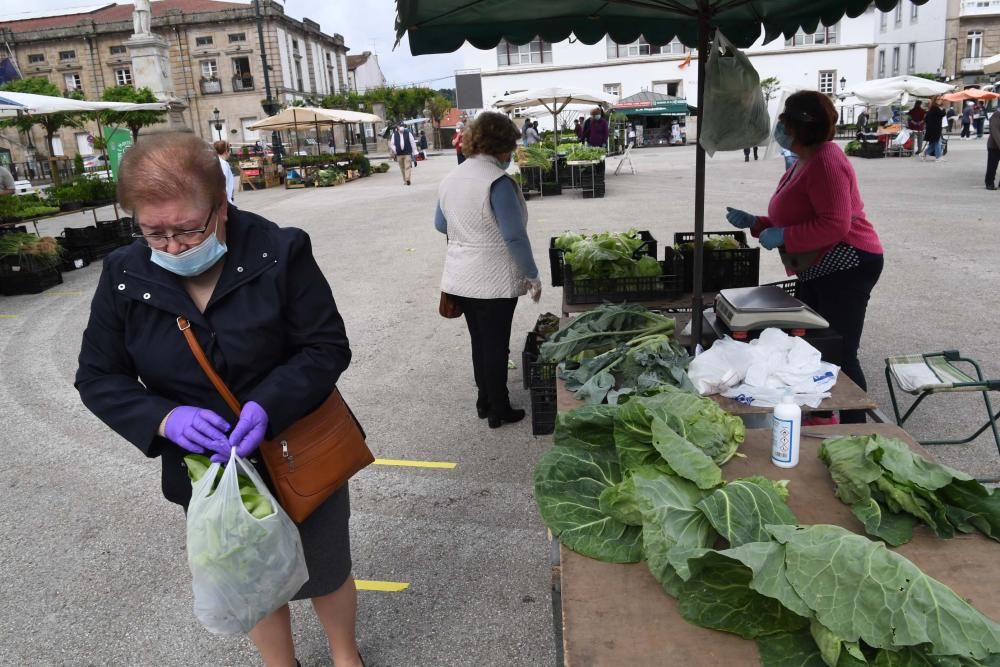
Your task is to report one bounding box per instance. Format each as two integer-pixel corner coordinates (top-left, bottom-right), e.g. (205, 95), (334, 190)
(133, 0), (152, 37)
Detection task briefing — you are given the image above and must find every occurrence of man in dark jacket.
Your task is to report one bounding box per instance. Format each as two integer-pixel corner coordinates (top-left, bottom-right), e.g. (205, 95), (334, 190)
(985, 108), (1000, 189)
(921, 97), (946, 162)
(582, 107), (610, 148)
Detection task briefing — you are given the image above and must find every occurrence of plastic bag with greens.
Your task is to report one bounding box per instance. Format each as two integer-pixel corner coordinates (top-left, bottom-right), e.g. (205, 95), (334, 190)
(186, 449), (308, 635)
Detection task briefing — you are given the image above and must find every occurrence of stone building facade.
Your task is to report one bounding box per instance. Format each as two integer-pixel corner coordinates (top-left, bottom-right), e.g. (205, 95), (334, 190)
(944, 0), (1000, 87)
(0, 0), (350, 162)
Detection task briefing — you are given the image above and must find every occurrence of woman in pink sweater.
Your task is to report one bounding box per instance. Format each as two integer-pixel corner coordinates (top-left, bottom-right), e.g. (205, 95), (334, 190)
(726, 91), (884, 423)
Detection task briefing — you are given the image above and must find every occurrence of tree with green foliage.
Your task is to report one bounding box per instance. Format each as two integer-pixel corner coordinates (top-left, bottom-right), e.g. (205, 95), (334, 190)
(425, 94), (451, 148)
(99, 85), (166, 142)
(760, 77), (781, 104)
(436, 88), (457, 105)
(912, 72), (942, 81)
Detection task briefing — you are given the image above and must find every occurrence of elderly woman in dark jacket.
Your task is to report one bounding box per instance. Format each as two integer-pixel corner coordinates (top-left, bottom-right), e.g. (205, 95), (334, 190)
(75, 133), (363, 667)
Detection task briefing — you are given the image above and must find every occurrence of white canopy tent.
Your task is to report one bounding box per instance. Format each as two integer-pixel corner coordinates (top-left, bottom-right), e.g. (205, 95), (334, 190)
(849, 75), (954, 107)
(520, 103), (595, 133)
(983, 54), (1000, 75)
(248, 107), (384, 155)
(0, 91), (169, 116)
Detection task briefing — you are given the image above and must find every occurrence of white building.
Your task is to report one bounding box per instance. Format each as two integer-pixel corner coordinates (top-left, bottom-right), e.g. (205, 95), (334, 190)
(346, 50), (386, 93)
(873, 0), (948, 78)
(460, 2), (948, 129)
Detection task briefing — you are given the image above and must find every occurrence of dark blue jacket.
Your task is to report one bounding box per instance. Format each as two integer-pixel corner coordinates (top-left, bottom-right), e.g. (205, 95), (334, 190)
(75, 207), (351, 506)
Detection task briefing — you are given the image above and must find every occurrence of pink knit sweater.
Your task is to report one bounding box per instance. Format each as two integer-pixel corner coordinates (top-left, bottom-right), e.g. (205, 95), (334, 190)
(752, 142), (883, 264)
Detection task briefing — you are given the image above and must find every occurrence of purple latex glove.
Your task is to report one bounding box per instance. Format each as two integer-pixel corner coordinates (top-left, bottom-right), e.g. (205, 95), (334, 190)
(164, 406), (231, 456)
(213, 401), (269, 463)
(759, 227), (785, 250)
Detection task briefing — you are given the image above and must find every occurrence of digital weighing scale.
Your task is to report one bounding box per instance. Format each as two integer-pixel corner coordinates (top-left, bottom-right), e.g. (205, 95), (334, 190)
(712, 286), (829, 339)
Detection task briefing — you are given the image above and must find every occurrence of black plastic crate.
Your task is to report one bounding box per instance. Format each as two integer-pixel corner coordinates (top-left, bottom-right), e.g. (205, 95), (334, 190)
(90, 241), (120, 259)
(0, 257), (62, 296)
(563, 250), (684, 305)
(549, 230), (657, 288)
(674, 231), (760, 293)
(62, 226), (100, 249)
(522, 331), (558, 391)
(60, 248), (91, 272)
(530, 385), (557, 436)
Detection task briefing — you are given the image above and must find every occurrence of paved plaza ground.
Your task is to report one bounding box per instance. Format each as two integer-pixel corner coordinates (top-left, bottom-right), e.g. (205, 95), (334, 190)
(1, 136), (998, 666)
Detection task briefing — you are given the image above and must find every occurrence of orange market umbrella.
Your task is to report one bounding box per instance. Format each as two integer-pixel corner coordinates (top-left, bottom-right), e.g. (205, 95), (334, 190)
(940, 88), (1000, 102)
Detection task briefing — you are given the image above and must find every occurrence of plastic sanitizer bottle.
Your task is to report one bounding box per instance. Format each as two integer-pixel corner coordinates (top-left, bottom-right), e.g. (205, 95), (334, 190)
(771, 390), (801, 468)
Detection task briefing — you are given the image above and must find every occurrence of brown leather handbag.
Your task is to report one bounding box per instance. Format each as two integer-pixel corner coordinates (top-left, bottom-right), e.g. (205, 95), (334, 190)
(439, 291), (462, 318)
(177, 316), (374, 523)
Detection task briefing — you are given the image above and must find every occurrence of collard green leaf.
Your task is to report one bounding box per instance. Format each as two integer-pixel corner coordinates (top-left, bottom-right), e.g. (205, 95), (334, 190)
(598, 476), (643, 526)
(940, 480), (1000, 542)
(638, 385), (746, 465)
(720, 541), (812, 618)
(767, 524), (1000, 659)
(869, 434), (972, 490)
(850, 497), (917, 547)
(678, 550), (810, 639)
(631, 469), (715, 596)
(874, 476), (952, 539)
(553, 404), (618, 451)
(873, 647), (1000, 666)
(614, 395), (666, 472)
(819, 437), (884, 505)
(757, 629), (828, 667)
(533, 445), (643, 563)
(650, 415), (723, 490)
(810, 618), (867, 667)
(696, 479), (798, 547)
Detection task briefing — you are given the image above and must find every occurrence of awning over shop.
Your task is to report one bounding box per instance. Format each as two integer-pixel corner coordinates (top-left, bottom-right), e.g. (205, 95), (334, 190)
(613, 91), (695, 116)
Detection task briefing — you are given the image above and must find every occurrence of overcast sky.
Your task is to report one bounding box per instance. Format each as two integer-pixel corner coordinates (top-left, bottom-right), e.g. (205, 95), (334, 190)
(4, 0), (466, 89)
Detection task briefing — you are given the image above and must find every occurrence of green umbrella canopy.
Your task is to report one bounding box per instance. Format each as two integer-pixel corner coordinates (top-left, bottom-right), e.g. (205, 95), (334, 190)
(396, 0), (930, 55)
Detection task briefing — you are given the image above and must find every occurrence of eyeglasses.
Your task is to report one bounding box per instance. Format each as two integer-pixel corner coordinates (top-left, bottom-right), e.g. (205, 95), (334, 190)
(132, 206), (217, 247)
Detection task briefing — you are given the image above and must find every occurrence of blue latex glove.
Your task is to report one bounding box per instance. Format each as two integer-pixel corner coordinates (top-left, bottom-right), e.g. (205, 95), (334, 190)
(164, 406), (231, 456)
(759, 227), (785, 250)
(725, 207), (757, 229)
(215, 401), (269, 463)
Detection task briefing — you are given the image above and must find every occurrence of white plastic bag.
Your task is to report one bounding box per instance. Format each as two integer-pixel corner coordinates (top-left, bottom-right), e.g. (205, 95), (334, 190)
(688, 328), (839, 408)
(700, 31), (771, 156)
(187, 449), (308, 635)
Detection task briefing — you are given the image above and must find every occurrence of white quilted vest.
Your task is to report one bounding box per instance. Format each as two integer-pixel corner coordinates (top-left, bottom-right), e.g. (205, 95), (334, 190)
(439, 154), (529, 299)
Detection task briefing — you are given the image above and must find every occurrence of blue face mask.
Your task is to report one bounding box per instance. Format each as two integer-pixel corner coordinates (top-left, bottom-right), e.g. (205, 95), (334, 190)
(500, 157), (512, 170)
(150, 229), (228, 277)
(774, 121), (794, 150)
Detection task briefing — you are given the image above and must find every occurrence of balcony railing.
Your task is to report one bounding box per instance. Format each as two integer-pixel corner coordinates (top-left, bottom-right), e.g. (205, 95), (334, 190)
(200, 78), (222, 95)
(961, 57), (984, 73)
(961, 0), (1000, 16)
(232, 74), (254, 91)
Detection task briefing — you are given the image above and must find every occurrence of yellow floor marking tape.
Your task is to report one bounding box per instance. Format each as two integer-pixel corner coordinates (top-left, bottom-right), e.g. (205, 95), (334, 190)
(44, 291), (84, 297)
(374, 458), (456, 469)
(356, 580), (410, 592)
(0, 314), (17, 319)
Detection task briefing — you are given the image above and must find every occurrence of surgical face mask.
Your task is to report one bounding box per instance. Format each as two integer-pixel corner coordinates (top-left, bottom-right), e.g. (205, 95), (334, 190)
(774, 121), (794, 150)
(150, 226), (228, 277)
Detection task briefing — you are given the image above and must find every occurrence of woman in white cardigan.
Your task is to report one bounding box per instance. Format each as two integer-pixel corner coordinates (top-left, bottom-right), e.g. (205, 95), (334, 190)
(434, 112), (542, 428)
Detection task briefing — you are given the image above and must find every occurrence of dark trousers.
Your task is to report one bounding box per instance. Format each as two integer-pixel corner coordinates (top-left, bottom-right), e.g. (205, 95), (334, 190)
(987, 147), (1000, 187)
(455, 296), (518, 415)
(797, 255), (884, 424)
(976, 118), (985, 138)
(457, 152), (466, 165)
(961, 122), (971, 138)
(743, 146), (758, 161)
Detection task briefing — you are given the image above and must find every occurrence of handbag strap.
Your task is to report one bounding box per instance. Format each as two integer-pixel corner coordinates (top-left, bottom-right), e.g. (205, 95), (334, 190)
(176, 316), (243, 417)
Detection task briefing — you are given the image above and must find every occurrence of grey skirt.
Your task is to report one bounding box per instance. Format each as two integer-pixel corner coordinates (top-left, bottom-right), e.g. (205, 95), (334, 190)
(291, 483), (353, 600)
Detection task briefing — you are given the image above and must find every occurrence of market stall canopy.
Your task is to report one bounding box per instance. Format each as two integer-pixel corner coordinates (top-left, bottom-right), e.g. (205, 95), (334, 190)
(939, 87), (1000, 102)
(247, 106), (382, 131)
(494, 87), (612, 113)
(0, 91), (168, 116)
(614, 91), (696, 116)
(849, 75), (954, 106)
(521, 103), (594, 119)
(395, 0), (933, 54)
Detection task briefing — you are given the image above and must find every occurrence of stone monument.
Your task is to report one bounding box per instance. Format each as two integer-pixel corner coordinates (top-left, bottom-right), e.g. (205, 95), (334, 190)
(126, 0), (189, 133)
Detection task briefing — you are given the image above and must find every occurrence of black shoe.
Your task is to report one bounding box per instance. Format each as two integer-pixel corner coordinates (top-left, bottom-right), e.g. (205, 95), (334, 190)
(477, 405), (489, 419)
(988, 184), (997, 190)
(488, 408), (526, 429)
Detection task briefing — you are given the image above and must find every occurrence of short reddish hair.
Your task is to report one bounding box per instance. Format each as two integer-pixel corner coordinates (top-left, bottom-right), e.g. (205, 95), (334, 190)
(118, 133), (226, 212)
(780, 91), (838, 146)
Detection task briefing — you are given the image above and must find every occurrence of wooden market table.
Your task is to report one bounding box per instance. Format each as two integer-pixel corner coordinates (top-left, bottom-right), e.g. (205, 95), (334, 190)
(557, 423), (1000, 666)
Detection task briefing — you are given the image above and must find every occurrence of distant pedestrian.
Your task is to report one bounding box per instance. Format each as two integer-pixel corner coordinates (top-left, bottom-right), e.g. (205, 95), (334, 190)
(920, 97), (945, 162)
(743, 146), (759, 162)
(0, 164), (14, 194)
(522, 121), (540, 146)
(627, 123), (636, 147)
(452, 121), (465, 165)
(985, 108), (1000, 190)
(419, 130), (428, 151)
(574, 116), (585, 141)
(961, 102), (973, 139)
(856, 109), (869, 133)
(974, 102), (987, 139)
(669, 122), (683, 145)
(212, 140), (236, 204)
(946, 106), (956, 133)
(389, 124), (419, 186)
(582, 107), (609, 148)
(907, 101), (926, 154)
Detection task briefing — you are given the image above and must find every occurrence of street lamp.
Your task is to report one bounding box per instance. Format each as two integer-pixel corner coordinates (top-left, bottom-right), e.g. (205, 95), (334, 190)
(212, 108), (223, 140)
(837, 76), (848, 126)
(358, 102), (368, 154)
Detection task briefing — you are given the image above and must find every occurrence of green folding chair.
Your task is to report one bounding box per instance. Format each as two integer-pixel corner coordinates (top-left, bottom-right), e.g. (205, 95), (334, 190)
(885, 350), (1000, 456)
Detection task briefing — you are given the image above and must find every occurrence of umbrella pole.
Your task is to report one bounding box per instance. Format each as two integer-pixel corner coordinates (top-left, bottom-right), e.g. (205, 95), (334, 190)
(690, 13), (710, 351)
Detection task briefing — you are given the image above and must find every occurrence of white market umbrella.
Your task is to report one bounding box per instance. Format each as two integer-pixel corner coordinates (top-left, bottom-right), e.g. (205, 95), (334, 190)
(0, 91), (168, 116)
(248, 106), (383, 155)
(495, 88), (612, 181)
(983, 54), (1000, 75)
(849, 75), (954, 107)
(521, 103), (594, 132)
